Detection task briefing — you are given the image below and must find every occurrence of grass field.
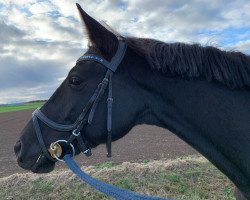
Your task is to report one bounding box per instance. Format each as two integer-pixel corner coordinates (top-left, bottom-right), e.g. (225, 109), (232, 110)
(0, 101), (45, 113)
(0, 156), (235, 200)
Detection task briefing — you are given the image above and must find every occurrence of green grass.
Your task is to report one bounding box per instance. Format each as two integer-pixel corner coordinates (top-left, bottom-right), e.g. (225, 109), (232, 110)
(94, 161), (116, 169)
(0, 156), (236, 200)
(31, 178), (54, 193)
(0, 101), (45, 113)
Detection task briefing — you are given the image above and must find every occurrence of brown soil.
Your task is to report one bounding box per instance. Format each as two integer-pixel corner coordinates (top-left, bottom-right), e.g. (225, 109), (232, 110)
(0, 109), (198, 178)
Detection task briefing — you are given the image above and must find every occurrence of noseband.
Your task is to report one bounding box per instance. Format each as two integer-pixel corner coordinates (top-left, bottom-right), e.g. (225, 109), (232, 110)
(32, 39), (127, 162)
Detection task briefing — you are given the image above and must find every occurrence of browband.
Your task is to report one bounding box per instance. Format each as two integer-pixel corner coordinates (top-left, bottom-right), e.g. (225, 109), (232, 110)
(76, 40), (127, 72)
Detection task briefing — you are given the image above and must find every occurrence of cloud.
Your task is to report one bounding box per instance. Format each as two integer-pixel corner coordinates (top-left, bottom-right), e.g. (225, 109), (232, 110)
(29, 1), (56, 14)
(0, 21), (26, 44)
(233, 40), (250, 54)
(0, 1), (88, 104)
(0, 55), (70, 104)
(0, 84), (59, 104)
(0, 0), (250, 103)
(0, 57), (65, 89)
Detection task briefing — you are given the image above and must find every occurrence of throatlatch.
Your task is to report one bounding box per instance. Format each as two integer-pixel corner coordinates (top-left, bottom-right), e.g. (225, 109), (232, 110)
(32, 39), (127, 161)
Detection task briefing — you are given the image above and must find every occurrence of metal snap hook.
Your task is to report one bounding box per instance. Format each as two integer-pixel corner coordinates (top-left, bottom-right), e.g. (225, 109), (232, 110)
(49, 140), (75, 162)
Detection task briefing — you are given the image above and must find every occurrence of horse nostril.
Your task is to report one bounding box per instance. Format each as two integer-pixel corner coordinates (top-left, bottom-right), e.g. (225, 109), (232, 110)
(14, 140), (22, 157)
(18, 156), (24, 164)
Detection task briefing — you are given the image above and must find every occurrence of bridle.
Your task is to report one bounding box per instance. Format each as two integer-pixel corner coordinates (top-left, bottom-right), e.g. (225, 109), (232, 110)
(32, 39), (127, 162)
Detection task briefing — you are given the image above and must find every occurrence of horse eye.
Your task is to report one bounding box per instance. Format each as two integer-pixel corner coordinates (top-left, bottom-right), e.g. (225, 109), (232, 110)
(69, 76), (82, 86)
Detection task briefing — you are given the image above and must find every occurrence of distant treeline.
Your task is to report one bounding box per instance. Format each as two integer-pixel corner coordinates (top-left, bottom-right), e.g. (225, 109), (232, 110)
(27, 100), (47, 103)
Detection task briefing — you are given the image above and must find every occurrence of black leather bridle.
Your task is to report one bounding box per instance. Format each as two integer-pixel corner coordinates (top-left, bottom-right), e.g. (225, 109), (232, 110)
(32, 39), (127, 162)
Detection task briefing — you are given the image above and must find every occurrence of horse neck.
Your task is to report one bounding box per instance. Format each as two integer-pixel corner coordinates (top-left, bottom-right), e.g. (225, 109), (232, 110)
(128, 59), (250, 198)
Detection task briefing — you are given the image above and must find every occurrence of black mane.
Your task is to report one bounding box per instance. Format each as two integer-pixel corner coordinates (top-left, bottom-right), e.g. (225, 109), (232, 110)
(127, 37), (250, 89)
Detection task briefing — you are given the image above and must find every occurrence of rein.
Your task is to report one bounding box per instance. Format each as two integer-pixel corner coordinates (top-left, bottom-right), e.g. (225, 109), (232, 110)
(63, 154), (174, 200)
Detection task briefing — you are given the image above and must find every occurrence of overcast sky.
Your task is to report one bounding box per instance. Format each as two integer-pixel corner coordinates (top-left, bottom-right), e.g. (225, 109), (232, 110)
(0, 0), (250, 104)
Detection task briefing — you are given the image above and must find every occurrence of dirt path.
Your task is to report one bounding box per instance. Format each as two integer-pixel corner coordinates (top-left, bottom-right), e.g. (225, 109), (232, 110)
(0, 109), (198, 178)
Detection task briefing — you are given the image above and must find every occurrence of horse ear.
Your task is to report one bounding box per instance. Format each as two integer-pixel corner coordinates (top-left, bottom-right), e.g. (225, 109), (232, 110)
(76, 3), (118, 60)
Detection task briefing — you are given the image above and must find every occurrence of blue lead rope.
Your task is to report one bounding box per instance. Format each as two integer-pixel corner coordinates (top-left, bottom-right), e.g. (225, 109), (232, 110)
(64, 155), (174, 200)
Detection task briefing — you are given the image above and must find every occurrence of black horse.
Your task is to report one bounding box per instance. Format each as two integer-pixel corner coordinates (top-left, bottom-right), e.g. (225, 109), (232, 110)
(14, 4), (250, 200)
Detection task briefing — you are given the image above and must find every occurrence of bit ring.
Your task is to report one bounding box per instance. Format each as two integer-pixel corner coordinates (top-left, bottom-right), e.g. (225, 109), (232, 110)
(49, 140), (75, 162)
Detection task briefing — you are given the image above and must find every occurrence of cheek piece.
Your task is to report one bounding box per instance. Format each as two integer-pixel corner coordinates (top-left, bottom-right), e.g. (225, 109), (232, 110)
(32, 39), (127, 162)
